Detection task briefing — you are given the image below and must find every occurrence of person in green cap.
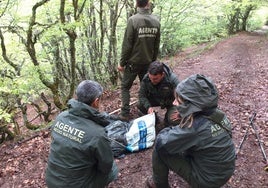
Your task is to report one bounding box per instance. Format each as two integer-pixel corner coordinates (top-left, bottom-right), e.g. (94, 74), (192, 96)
(145, 74), (236, 188)
(45, 80), (118, 188)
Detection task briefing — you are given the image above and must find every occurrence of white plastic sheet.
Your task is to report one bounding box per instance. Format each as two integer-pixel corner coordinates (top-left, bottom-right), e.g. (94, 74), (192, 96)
(125, 113), (156, 152)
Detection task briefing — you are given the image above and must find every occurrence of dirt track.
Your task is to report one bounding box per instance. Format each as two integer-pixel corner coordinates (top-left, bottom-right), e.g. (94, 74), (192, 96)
(0, 30), (268, 188)
(108, 30), (268, 188)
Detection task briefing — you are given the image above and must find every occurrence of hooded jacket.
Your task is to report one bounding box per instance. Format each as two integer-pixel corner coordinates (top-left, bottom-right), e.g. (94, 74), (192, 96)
(139, 64), (179, 111)
(45, 99), (114, 188)
(176, 74), (218, 118)
(155, 74), (236, 187)
(120, 7), (160, 67)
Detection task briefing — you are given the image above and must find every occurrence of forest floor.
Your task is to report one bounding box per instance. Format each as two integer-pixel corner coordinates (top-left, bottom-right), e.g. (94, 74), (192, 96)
(0, 28), (268, 188)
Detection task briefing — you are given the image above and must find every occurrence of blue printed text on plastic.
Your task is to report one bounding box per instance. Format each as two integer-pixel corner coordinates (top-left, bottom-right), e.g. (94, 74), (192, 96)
(138, 121), (147, 150)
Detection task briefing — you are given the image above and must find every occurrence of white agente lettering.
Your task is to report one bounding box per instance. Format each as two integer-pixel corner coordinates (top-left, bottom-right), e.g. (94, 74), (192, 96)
(211, 124), (224, 137)
(138, 27), (158, 34)
(54, 121), (86, 141)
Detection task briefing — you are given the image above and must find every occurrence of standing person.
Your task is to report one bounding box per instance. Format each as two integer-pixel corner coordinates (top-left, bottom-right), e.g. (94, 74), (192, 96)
(137, 61), (180, 128)
(146, 74), (236, 188)
(45, 80), (118, 188)
(118, 0), (161, 121)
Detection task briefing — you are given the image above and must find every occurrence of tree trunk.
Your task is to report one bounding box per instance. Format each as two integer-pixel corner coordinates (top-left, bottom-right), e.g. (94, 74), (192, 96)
(241, 5), (254, 31)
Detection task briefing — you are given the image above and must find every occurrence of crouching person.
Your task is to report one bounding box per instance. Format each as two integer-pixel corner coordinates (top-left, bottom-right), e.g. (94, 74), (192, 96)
(146, 74), (236, 188)
(45, 80), (118, 188)
(137, 61), (180, 130)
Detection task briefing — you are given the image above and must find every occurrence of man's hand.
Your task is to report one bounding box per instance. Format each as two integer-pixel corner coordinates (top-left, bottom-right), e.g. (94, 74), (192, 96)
(117, 65), (124, 72)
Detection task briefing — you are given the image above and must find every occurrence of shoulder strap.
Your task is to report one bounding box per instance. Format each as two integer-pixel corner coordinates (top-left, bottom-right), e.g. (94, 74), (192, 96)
(205, 109), (232, 137)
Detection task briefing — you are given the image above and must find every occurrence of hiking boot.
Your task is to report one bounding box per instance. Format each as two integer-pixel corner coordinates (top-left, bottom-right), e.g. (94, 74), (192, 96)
(145, 176), (156, 188)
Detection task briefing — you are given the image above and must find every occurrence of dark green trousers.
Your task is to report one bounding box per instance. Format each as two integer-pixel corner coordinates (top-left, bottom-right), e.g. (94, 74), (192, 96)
(120, 64), (149, 116)
(152, 149), (233, 188)
(152, 149), (193, 188)
(46, 161), (118, 188)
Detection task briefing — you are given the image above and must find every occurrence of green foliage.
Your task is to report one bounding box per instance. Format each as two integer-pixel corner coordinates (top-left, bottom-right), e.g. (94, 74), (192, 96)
(20, 64), (47, 98)
(247, 7), (268, 30)
(0, 109), (12, 123)
(154, 0), (229, 56)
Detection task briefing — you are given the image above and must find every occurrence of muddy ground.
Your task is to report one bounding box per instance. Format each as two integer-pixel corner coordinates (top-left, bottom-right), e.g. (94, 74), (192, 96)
(0, 29), (268, 188)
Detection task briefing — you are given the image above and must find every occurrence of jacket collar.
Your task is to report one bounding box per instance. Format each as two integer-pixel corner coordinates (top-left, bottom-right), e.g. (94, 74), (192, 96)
(67, 99), (110, 127)
(137, 7), (151, 14)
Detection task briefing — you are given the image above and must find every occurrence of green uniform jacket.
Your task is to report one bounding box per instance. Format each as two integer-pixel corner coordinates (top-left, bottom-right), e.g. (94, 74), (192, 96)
(45, 99), (114, 188)
(120, 8), (160, 67)
(139, 64), (179, 112)
(155, 111), (236, 187)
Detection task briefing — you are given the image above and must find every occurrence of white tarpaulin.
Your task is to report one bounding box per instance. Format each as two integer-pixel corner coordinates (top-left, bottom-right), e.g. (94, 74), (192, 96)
(125, 113), (156, 152)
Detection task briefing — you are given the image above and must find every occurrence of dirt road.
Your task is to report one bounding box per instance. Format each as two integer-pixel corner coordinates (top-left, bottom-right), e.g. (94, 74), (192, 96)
(109, 31), (268, 188)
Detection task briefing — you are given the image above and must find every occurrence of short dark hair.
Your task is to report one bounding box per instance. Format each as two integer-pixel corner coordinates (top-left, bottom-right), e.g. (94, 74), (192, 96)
(76, 80), (103, 105)
(136, 0), (149, 8)
(148, 61), (164, 75)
